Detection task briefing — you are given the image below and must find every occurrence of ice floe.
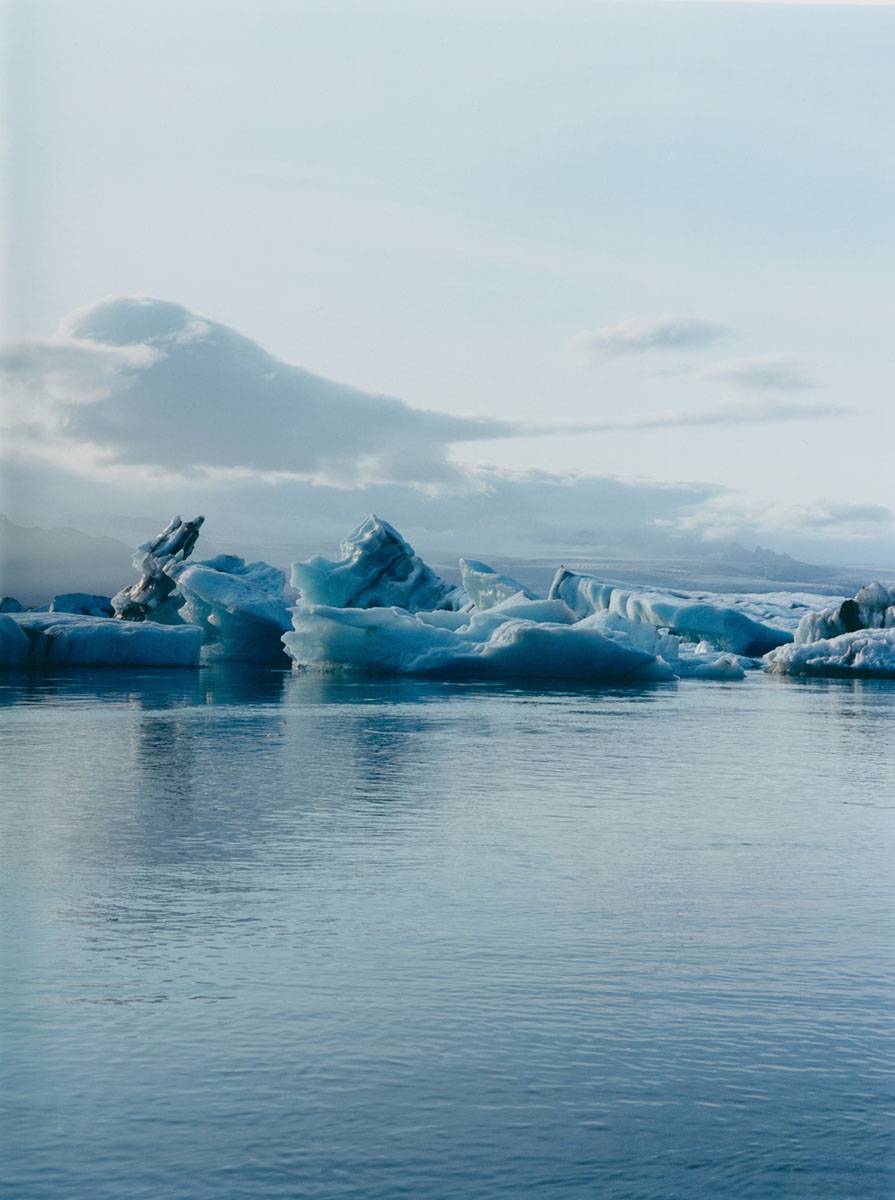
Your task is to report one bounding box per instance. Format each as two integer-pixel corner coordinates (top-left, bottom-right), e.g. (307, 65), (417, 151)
(0, 611), (202, 668)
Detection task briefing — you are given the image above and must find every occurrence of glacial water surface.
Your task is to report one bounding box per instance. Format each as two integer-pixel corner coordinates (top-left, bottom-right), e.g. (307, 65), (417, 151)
(1, 667), (893, 1199)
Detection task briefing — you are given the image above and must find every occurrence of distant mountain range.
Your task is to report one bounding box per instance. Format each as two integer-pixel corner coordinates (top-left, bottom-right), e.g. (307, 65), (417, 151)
(0, 516), (135, 606)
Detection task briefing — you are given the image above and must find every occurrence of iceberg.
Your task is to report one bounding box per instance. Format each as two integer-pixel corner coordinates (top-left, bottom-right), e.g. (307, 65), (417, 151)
(283, 599), (671, 681)
(111, 515), (292, 659)
(112, 514), (204, 621)
(793, 581), (895, 644)
(0, 597), (25, 614)
(174, 555), (293, 661)
(49, 593), (113, 617)
(549, 569), (793, 656)
(674, 643), (749, 681)
(764, 580), (895, 677)
(0, 612), (202, 668)
(765, 628), (895, 678)
(0, 615), (31, 666)
(291, 516), (465, 612)
(459, 558), (536, 610)
(281, 519), (749, 683)
(281, 592), (746, 683)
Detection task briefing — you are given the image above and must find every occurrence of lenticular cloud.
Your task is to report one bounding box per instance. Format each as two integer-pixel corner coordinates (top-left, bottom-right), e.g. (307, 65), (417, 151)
(6, 296), (512, 486)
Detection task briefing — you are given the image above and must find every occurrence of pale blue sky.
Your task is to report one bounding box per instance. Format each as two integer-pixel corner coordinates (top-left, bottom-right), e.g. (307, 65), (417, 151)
(2, 0), (893, 564)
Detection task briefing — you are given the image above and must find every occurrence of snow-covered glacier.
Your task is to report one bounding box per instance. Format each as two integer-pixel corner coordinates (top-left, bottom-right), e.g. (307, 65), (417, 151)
(765, 581), (895, 677)
(0, 611), (202, 668)
(548, 569), (797, 656)
(291, 516), (465, 612)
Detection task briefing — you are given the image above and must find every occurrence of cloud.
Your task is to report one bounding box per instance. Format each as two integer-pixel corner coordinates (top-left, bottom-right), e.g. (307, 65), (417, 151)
(3, 299), (846, 496)
(676, 494), (895, 545)
(0, 450), (723, 562)
(798, 502), (894, 531)
(537, 396), (848, 435)
(2, 297), (514, 488)
(5, 430), (892, 576)
(697, 353), (817, 392)
(568, 316), (729, 362)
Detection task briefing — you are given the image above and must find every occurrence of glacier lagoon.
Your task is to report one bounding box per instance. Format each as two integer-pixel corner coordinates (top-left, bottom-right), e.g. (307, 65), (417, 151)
(1, 665), (893, 1199)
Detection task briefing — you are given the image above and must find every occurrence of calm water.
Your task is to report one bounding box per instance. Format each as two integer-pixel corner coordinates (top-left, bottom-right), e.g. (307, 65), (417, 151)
(1, 667), (893, 1199)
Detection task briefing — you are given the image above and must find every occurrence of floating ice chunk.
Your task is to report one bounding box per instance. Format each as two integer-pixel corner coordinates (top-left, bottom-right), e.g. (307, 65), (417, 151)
(794, 581), (895, 644)
(173, 555), (292, 661)
(49, 593), (113, 617)
(765, 627), (895, 678)
(854, 581), (895, 611)
(589, 616), (748, 680)
(1, 612), (202, 668)
(112, 514), (204, 621)
(291, 516), (465, 611)
(675, 647), (748, 681)
(549, 569), (792, 656)
(459, 558), (536, 610)
(0, 597), (25, 614)
(0, 615), (31, 666)
(282, 595), (674, 682)
(768, 580), (895, 676)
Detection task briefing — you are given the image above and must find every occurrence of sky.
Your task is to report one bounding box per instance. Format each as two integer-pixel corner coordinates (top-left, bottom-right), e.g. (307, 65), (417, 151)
(2, 0), (893, 568)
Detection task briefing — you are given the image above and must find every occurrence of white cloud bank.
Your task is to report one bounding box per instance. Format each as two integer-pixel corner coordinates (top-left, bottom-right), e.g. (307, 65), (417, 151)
(1, 297), (888, 570)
